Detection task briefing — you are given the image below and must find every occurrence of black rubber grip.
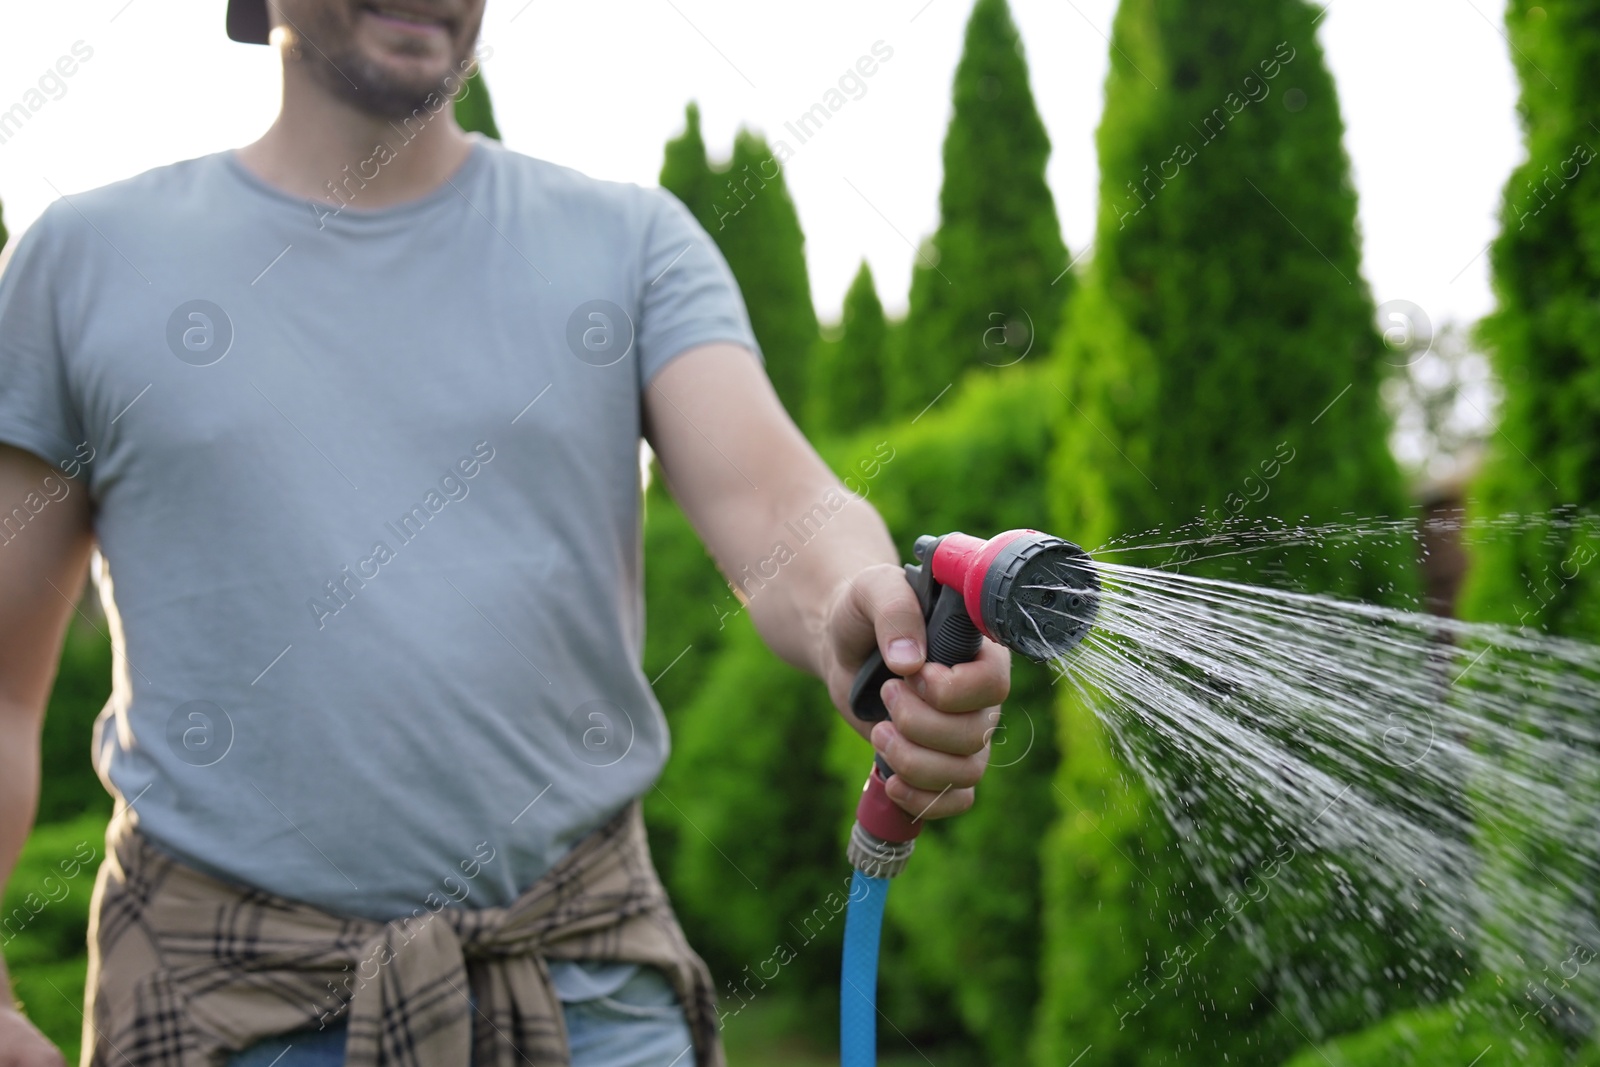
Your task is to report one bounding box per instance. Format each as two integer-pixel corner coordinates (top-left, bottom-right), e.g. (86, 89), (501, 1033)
(850, 652), (898, 725)
(926, 584), (983, 666)
(849, 584), (983, 725)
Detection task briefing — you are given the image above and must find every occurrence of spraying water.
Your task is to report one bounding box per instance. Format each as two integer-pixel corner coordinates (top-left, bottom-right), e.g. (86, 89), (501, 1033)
(1033, 514), (1600, 1040)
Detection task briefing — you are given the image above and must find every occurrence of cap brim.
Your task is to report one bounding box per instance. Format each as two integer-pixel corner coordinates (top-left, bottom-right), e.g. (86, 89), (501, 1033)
(227, 0), (271, 45)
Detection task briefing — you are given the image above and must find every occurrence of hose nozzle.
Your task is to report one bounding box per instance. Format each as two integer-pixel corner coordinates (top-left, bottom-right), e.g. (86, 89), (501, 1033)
(925, 529), (1099, 663)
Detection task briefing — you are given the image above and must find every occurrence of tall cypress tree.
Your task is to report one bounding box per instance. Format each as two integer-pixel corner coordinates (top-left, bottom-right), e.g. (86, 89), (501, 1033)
(659, 103), (716, 223)
(643, 106), (734, 899)
(892, 0), (1068, 417)
(1460, 0), (1600, 640)
(659, 105), (819, 418)
(643, 106), (823, 733)
(1035, 0), (1427, 1062)
(1450, 3), (1600, 1054)
(642, 105), (814, 744)
(644, 109), (827, 1021)
(808, 260), (889, 434)
(452, 68), (501, 140)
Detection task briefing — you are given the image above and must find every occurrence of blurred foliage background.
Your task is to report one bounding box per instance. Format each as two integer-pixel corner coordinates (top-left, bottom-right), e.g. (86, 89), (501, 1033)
(9, 0), (1600, 1063)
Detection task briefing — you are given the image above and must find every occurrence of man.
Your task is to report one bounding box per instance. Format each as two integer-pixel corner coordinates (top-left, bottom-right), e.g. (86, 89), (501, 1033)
(0, 1), (1010, 1064)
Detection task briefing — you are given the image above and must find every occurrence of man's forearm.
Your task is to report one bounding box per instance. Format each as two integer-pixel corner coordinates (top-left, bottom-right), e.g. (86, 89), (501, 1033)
(728, 485), (900, 677)
(0, 445), (97, 1008)
(645, 345), (904, 680)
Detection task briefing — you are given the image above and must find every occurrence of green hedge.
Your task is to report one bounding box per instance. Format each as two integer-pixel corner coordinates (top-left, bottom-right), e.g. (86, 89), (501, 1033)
(37, 619), (113, 826)
(647, 617), (846, 1032)
(648, 363), (1062, 1057)
(1280, 1001), (1600, 1067)
(9, 614), (112, 1059)
(640, 479), (746, 893)
(4, 811), (108, 1063)
(452, 68), (501, 140)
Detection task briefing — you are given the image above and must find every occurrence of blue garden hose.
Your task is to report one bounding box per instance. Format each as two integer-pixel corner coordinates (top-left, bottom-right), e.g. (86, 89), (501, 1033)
(841, 815), (913, 1065)
(840, 870), (890, 1067)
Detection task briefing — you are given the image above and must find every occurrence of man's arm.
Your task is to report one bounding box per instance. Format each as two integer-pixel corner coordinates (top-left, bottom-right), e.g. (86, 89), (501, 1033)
(0, 444), (94, 1067)
(643, 343), (1009, 823)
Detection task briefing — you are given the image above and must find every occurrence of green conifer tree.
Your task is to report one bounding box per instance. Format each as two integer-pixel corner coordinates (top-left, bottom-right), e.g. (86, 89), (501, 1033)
(1460, 0), (1600, 640)
(808, 261), (889, 434)
(659, 103), (716, 223)
(1447, 4), (1600, 1056)
(891, 0), (1069, 418)
(1034, 0), (1429, 1062)
(452, 68), (501, 140)
(659, 105), (819, 418)
(643, 109), (826, 1013)
(643, 106), (824, 733)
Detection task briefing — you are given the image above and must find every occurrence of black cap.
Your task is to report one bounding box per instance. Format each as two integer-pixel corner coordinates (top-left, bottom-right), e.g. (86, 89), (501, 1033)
(227, 0), (271, 45)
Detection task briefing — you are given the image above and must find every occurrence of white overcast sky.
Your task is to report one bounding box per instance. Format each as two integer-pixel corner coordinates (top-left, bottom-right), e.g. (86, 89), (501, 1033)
(0, 0), (1522, 330)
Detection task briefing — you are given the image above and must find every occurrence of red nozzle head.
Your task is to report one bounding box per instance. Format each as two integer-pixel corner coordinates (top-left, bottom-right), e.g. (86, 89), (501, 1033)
(927, 529), (1098, 662)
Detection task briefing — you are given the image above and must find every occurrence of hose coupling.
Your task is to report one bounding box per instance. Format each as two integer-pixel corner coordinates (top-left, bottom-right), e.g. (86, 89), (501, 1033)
(848, 821), (916, 879)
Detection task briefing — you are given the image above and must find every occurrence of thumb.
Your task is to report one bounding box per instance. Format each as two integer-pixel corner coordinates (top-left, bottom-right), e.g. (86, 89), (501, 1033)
(847, 563), (927, 676)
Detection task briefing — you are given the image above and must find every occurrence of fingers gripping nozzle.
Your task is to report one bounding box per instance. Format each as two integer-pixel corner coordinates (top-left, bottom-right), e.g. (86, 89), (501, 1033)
(846, 530), (1100, 873)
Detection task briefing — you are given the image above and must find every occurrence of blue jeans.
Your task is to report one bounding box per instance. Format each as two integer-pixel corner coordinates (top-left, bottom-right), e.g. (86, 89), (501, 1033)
(229, 964), (696, 1067)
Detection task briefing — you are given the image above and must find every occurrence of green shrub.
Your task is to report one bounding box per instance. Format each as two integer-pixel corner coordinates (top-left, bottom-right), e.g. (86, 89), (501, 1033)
(1279, 1001), (1595, 1067)
(4, 811), (108, 1063)
(646, 104), (825, 881)
(38, 618), (113, 826)
(452, 68), (501, 140)
(640, 479), (751, 894)
(647, 617), (846, 1031)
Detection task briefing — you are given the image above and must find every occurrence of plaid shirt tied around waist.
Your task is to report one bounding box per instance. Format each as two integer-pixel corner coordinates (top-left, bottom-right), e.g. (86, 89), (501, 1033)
(81, 799), (725, 1067)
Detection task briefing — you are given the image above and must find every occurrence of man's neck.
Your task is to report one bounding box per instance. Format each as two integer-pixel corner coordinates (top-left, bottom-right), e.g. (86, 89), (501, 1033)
(235, 71), (474, 211)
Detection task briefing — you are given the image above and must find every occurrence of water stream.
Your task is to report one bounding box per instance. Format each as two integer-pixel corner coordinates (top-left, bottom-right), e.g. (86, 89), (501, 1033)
(1035, 514), (1600, 1038)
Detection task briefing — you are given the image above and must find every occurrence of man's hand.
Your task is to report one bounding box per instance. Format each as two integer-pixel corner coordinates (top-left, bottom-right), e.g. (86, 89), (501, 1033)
(0, 1007), (69, 1067)
(822, 563), (1011, 821)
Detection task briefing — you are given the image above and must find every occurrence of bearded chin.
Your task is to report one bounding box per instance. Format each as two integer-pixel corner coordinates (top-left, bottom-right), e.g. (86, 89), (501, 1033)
(308, 46), (461, 120)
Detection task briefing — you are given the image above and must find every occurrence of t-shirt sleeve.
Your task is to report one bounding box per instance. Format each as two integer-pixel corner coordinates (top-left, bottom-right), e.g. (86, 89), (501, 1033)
(634, 187), (763, 386)
(0, 207), (84, 473)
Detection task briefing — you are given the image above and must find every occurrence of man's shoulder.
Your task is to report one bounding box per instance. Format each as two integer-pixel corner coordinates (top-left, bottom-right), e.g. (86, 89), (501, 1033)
(5, 154), (221, 270)
(476, 139), (677, 229)
(26, 153), (225, 248)
(54, 153), (223, 219)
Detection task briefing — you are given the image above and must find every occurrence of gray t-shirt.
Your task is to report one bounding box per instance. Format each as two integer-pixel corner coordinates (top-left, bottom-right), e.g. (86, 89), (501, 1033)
(0, 138), (759, 956)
